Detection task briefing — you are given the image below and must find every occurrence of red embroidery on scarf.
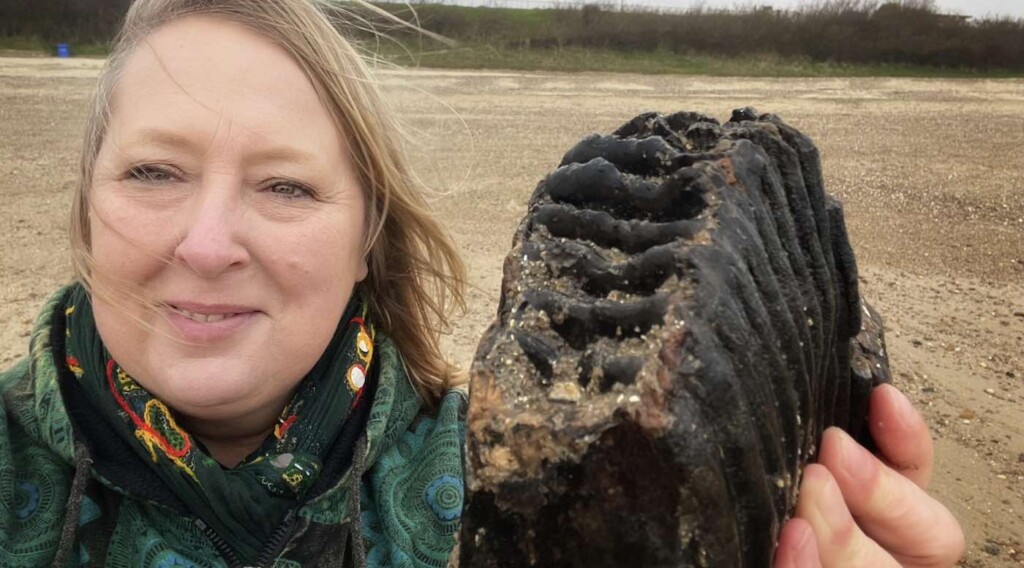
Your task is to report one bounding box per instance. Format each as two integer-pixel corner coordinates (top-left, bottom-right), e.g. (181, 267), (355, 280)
(275, 415), (298, 439)
(106, 359), (191, 459)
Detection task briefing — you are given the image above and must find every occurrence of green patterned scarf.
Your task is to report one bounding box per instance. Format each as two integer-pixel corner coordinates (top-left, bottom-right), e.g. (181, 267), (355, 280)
(61, 284), (378, 561)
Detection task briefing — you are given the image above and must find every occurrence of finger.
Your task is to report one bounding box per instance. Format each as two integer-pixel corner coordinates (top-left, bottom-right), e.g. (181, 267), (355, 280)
(774, 518), (822, 568)
(869, 384), (933, 489)
(795, 464), (900, 568)
(819, 428), (965, 567)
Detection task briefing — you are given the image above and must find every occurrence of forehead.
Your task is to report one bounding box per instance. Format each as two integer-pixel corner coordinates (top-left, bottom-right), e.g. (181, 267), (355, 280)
(109, 15), (342, 158)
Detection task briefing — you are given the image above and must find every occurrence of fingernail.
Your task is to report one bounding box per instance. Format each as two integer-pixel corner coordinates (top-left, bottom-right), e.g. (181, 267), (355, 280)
(836, 428), (877, 486)
(884, 385), (916, 431)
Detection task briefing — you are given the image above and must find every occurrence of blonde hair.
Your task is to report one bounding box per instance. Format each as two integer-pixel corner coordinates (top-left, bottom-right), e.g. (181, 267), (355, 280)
(71, 0), (467, 404)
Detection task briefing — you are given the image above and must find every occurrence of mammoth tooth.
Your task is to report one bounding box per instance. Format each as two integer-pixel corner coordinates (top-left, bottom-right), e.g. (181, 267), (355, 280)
(463, 109), (891, 567)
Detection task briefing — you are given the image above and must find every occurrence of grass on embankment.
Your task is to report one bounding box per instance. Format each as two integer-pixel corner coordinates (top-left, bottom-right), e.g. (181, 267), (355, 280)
(370, 43), (1024, 78)
(2, 35), (1020, 79)
(0, 36), (109, 58)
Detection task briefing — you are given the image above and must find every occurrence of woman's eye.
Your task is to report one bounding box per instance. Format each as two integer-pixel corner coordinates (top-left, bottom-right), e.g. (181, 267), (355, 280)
(127, 165), (177, 183)
(268, 182), (312, 199)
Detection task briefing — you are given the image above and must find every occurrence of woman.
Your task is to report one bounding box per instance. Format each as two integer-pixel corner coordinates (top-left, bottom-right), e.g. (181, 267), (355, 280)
(0, 0), (962, 566)
(2, 1), (466, 566)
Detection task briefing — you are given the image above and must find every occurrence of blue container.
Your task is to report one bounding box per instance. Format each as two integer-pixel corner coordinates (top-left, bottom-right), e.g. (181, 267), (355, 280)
(56, 43), (70, 58)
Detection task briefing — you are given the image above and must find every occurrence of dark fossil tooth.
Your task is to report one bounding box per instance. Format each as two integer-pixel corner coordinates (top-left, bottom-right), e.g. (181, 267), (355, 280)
(685, 121), (725, 151)
(522, 239), (678, 297)
(578, 350), (644, 392)
(530, 204), (703, 253)
(544, 158), (708, 222)
(462, 110), (892, 567)
(560, 133), (683, 175)
(511, 330), (559, 382)
(521, 289), (670, 350)
(664, 110), (720, 134)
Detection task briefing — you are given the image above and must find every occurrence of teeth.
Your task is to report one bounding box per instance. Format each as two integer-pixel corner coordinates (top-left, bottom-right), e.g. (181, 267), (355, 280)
(172, 307), (235, 323)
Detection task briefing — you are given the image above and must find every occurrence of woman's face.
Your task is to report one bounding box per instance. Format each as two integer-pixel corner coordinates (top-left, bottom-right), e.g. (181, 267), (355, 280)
(89, 16), (368, 425)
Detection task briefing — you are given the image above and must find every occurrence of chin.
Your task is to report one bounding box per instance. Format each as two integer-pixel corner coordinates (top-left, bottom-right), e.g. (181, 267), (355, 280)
(140, 362), (275, 418)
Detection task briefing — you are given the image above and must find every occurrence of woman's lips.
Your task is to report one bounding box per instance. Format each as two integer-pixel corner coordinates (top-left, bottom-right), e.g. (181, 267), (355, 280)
(170, 305), (239, 323)
(164, 303), (260, 342)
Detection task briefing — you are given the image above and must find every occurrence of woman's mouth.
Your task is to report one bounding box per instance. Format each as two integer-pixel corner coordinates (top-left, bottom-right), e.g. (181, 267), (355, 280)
(165, 303), (260, 342)
(170, 306), (240, 323)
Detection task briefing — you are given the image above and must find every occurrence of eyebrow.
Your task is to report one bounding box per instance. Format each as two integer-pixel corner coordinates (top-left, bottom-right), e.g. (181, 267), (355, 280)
(124, 128), (200, 153)
(123, 128), (322, 166)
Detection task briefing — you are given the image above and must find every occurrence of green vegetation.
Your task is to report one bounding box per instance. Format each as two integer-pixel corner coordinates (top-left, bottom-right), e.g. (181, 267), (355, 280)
(0, 0), (130, 46)
(2, 0), (1023, 77)
(362, 0), (1024, 76)
(370, 42), (1020, 78)
(0, 35), (109, 57)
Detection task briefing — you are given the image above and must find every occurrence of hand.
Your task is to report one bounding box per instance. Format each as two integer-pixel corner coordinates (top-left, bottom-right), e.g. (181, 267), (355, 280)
(774, 384), (965, 567)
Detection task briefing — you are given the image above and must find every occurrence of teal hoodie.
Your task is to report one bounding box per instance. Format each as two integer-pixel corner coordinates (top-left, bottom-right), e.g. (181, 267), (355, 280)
(0, 289), (466, 567)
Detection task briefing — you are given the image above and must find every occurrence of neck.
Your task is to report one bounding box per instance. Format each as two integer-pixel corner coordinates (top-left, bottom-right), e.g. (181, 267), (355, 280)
(180, 409), (279, 468)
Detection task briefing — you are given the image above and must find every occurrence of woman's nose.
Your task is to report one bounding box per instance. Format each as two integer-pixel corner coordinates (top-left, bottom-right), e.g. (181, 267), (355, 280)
(173, 186), (250, 278)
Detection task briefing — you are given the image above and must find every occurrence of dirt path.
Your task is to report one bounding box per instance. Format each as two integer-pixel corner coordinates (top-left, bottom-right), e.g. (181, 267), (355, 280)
(1, 57), (1022, 565)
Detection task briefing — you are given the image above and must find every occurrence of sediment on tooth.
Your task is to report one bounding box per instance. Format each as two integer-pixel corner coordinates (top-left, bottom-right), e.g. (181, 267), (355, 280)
(686, 121), (725, 152)
(848, 301), (891, 448)
(521, 289), (669, 350)
(663, 111), (721, 134)
(521, 240), (678, 298)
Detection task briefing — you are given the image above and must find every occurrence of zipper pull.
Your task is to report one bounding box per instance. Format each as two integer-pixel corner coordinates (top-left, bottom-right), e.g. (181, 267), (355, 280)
(254, 509), (299, 566)
(194, 518), (243, 568)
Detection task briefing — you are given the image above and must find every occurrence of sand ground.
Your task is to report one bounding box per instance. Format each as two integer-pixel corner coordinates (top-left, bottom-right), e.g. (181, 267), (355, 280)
(1, 57), (1022, 566)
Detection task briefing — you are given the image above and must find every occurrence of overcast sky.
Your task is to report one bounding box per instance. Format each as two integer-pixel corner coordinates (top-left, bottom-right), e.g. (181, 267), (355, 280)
(615, 0), (1024, 19)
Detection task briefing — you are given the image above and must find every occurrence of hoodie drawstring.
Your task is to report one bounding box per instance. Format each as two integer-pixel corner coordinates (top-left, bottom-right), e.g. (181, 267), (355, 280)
(52, 442), (93, 568)
(348, 433), (368, 568)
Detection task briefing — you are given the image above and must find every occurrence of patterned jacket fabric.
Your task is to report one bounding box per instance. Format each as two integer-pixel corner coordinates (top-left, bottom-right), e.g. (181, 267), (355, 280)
(0, 288), (467, 567)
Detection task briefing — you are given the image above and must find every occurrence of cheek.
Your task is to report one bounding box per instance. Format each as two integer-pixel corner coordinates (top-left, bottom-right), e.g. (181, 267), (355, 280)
(88, 188), (181, 283)
(92, 295), (140, 355)
(328, 224), (369, 285)
(273, 247), (351, 299)
(275, 220), (366, 284)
